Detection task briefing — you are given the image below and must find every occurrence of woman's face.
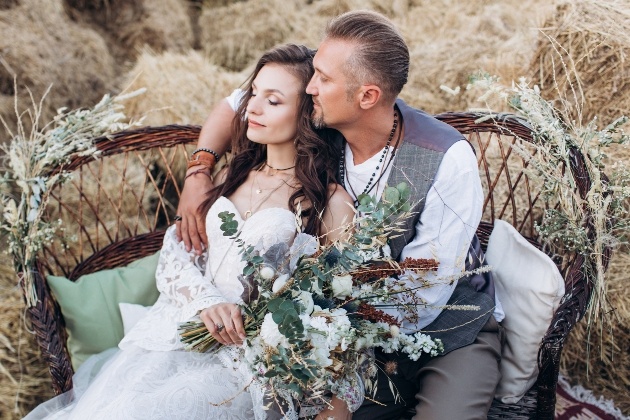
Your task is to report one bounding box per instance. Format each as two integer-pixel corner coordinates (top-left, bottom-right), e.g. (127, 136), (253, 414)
(246, 63), (302, 146)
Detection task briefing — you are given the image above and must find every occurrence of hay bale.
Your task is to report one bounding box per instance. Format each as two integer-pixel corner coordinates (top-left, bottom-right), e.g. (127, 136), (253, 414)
(196, 0), (554, 113)
(400, 0), (557, 113)
(0, 0), (19, 10)
(64, 0), (193, 63)
(120, 49), (244, 126)
(560, 251), (630, 414)
(199, 0), (302, 71)
(529, 0), (630, 125)
(0, 0), (115, 138)
(120, 49), (244, 181)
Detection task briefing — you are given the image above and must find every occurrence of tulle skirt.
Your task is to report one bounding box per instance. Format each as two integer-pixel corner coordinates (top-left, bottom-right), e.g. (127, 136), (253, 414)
(24, 347), (256, 420)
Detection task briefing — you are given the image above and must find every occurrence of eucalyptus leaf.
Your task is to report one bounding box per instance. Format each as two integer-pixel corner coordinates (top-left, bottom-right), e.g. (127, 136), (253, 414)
(267, 298), (283, 312)
(272, 311), (285, 325)
(382, 186), (401, 204)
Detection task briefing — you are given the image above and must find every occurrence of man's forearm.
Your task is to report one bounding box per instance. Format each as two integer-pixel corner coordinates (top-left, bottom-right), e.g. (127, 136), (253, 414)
(176, 98), (236, 252)
(194, 98), (236, 155)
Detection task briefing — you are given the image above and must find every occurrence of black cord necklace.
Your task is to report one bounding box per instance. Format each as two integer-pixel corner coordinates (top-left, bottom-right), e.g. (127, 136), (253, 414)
(265, 162), (295, 171)
(340, 108), (401, 203)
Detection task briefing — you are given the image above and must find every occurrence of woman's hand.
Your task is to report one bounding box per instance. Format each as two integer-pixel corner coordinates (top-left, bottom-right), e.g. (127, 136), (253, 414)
(200, 303), (246, 346)
(315, 396), (352, 420)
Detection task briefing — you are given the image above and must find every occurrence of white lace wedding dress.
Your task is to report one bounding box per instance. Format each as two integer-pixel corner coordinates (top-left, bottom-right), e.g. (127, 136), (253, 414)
(26, 197), (303, 420)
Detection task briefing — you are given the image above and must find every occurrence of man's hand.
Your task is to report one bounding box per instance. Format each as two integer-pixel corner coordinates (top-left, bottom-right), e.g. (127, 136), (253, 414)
(175, 171), (213, 254)
(200, 303), (246, 346)
(175, 98), (235, 253)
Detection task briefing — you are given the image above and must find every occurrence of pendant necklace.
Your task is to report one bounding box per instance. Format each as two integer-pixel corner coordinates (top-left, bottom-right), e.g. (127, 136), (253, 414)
(245, 165), (294, 219)
(340, 108), (401, 204)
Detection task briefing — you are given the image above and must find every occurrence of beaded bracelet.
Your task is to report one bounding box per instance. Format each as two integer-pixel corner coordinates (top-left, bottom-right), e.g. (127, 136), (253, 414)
(191, 148), (220, 163)
(185, 167), (213, 181)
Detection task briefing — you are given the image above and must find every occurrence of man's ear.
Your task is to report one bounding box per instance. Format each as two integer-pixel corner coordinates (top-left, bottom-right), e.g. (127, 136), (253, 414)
(358, 85), (382, 110)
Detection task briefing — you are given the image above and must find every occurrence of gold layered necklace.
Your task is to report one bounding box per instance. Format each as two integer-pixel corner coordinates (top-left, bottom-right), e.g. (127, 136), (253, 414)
(244, 165), (295, 219)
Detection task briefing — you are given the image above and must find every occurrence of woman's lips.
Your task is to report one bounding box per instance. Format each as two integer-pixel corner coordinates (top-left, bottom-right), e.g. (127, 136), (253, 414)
(248, 119), (265, 128)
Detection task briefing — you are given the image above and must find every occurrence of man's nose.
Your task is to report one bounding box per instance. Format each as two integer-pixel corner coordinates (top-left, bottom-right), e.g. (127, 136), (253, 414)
(306, 77), (317, 95)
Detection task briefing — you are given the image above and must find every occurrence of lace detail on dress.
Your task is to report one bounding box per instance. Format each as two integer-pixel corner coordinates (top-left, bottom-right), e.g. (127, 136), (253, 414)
(120, 197), (297, 352)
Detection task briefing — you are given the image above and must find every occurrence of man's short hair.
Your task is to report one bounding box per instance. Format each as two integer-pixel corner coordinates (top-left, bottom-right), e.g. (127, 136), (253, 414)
(324, 10), (409, 103)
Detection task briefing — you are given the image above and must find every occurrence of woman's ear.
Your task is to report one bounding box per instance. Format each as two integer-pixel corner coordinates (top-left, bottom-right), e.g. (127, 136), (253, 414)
(358, 85), (382, 110)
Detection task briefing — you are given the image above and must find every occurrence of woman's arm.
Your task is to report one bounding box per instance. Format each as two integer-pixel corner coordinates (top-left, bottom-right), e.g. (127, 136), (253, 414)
(156, 226), (229, 318)
(176, 99), (235, 254)
(319, 184), (355, 244)
(159, 224), (246, 346)
(316, 185), (356, 419)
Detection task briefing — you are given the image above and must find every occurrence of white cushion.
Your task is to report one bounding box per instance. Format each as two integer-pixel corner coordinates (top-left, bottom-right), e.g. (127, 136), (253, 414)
(485, 219), (565, 404)
(118, 303), (152, 335)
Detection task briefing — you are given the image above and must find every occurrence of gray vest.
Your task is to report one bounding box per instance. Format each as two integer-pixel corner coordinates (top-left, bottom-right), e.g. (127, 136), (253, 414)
(380, 99), (495, 354)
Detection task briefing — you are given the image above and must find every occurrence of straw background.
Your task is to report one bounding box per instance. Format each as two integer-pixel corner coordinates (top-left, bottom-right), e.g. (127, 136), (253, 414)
(1, 0), (628, 418)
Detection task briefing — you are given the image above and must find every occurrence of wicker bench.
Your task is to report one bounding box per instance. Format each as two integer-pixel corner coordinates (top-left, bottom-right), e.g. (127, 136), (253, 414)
(23, 112), (608, 419)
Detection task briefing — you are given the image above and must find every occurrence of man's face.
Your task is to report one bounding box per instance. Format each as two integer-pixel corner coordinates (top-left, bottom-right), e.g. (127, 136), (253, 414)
(306, 38), (359, 130)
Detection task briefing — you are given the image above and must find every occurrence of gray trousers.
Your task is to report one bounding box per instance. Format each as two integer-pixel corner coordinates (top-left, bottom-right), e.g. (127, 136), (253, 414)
(354, 317), (504, 420)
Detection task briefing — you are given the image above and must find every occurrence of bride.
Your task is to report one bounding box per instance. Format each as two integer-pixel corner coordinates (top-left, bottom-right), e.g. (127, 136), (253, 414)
(26, 44), (356, 420)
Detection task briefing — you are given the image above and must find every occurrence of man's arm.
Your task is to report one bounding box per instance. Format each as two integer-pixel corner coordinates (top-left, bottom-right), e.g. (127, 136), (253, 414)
(176, 98), (236, 253)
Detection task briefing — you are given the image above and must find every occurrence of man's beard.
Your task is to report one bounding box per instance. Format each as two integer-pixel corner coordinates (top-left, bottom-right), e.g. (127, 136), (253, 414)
(311, 107), (326, 129)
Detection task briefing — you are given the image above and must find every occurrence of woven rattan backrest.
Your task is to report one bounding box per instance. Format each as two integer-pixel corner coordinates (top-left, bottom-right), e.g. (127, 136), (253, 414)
(37, 115), (565, 279)
(437, 113), (544, 229)
(37, 125), (200, 280)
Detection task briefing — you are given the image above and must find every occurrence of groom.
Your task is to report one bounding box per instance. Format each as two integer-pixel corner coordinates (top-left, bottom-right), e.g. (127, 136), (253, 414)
(177, 10), (504, 419)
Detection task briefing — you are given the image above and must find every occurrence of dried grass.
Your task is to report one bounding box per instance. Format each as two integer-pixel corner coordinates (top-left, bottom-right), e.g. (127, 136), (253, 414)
(120, 49), (244, 126)
(0, 0), (19, 10)
(400, 0), (558, 113)
(530, 0), (630, 126)
(0, 0), (116, 137)
(560, 251), (630, 414)
(199, 0), (304, 71)
(63, 0), (193, 64)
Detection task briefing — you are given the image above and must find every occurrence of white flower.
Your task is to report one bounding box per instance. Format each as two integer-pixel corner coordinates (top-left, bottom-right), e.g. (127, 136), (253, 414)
(312, 346), (332, 367)
(259, 265), (275, 280)
(294, 291), (314, 315)
(271, 274), (290, 293)
(390, 325), (400, 338)
(260, 313), (288, 347)
(381, 244), (391, 258)
(354, 337), (366, 350)
(331, 275), (353, 298)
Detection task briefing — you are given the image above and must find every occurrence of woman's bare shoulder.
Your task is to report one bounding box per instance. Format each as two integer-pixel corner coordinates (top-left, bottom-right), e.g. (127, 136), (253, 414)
(327, 183), (353, 207)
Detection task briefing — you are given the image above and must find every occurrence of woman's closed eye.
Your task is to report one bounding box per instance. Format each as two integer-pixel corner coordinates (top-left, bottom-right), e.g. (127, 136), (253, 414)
(250, 92), (279, 106)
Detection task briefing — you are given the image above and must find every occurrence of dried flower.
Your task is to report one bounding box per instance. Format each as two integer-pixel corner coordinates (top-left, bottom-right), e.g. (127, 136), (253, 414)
(384, 360), (398, 375)
(0, 83), (143, 306)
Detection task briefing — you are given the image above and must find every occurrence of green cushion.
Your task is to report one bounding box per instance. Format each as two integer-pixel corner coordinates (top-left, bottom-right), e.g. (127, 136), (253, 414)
(47, 251), (161, 370)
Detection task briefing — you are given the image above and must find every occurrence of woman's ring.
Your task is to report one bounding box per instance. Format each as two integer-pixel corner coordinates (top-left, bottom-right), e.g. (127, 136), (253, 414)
(174, 215), (183, 222)
(216, 323), (225, 332)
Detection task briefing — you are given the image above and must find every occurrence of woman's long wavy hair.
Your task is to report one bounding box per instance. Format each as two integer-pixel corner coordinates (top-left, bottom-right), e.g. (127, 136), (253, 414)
(201, 44), (339, 236)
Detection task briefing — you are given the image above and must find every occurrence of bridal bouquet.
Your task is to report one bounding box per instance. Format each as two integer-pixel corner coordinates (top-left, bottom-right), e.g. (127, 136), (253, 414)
(179, 182), (444, 409)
